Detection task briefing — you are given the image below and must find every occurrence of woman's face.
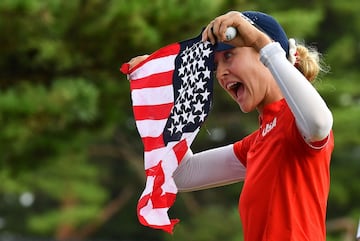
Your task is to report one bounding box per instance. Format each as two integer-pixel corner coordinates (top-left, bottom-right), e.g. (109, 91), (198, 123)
(214, 47), (278, 113)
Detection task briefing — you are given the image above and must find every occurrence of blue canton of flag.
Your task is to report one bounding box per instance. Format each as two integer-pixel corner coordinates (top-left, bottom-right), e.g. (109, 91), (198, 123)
(163, 40), (214, 144)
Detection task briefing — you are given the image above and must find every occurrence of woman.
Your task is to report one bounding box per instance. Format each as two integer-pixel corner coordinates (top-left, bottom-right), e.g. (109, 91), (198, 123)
(128, 11), (334, 241)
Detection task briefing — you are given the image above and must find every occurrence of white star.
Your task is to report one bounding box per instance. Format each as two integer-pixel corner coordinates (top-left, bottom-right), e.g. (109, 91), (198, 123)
(175, 121), (185, 133)
(167, 122), (176, 135)
(202, 41), (209, 47)
(202, 48), (212, 58)
(189, 71), (196, 83)
(181, 75), (188, 83)
(195, 47), (200, 58)
(175, 101), (183, 113)
(184, 46), (190, 54)
(184, 62), (192, 75)
(197, 58), (205, 69)
(197, 42), (204, 51)
(193, 98), (204, 113)
(178, 65), (186, 76)
(182, 53), (189, 63)
(198, 112), (207, 122)
(191, 61), (197, 73)
(186, 86), (194, 99)
(172, 111), (181, 124)
(192, 69), (200, 82)
(187, 112), (196, 124)
(181, 111), (188, 123)
(200, 89), (211, 101)
(195, 79), (206, 91)
(183, 98), (192, 110)
(189, 51), (195, 60)
(178, 84), (186, 96)
(203, 67), (211, 79)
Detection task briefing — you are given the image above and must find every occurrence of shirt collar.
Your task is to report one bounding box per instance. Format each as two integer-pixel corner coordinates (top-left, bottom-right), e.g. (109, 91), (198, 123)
(259, 98), (286, 126)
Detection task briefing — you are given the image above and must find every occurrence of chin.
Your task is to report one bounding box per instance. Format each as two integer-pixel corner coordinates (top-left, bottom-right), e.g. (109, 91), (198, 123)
(238, 100), (257, 113)
(239, 105), (251, 113)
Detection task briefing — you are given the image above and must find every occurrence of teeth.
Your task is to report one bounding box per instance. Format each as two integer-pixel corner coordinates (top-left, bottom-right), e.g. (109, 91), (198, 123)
(227, 82), (239, 90)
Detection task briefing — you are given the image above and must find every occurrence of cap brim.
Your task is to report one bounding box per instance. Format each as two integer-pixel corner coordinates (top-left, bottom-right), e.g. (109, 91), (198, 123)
(215, 42), (234, 51)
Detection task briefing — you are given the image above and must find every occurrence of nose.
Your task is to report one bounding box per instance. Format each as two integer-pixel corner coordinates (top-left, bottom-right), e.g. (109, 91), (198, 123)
(215, 61), (228, 81)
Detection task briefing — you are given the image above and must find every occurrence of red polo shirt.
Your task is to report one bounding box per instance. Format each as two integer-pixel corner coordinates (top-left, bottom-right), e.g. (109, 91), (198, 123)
(233, 99), (334, 241)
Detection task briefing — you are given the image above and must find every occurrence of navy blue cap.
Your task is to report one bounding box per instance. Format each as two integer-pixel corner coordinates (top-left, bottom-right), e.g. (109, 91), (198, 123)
(215, 11), (289, 56)
(215, 42), (235, 51)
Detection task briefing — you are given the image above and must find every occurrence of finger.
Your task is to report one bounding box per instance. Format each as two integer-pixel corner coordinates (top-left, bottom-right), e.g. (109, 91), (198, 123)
(216, 15), (242, 43)
(202, 25), (211, 42)
(207, 25), (216, 44)
(201, 26), (208, 42)
(213, 17), (231, 42)
(203, 22), (217, 44)
(218, 22), (229, 42)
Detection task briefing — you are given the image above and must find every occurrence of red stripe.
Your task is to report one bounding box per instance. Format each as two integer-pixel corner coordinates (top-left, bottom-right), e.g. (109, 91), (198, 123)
(142, 136), (165, 152)
(148, 42), (180, 61)
(145, 161), (177, 208)
(120, 63), (130, 74)
(137, 193), (179, 234)
(147, 219), (179, 234)
(130, 70), (174, 90)
(133, 103), (173, 121)
(173, 139), (189, 164)
(129, 43), (180, 73)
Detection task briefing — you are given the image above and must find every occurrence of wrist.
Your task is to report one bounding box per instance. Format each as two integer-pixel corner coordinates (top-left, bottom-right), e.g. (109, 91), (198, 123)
(254, 35), (272, 52)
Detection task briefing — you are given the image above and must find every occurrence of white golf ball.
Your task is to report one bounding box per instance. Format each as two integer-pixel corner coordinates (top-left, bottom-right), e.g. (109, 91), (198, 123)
(225, 27), (237, 41)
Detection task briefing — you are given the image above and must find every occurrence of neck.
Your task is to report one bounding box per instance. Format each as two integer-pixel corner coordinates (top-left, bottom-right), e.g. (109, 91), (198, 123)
(257, 84), (283, 114)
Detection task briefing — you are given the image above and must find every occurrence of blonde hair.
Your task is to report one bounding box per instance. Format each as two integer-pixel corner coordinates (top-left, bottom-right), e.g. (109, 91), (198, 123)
(296, 45), (321, 82)
(288, 39), (327, 82)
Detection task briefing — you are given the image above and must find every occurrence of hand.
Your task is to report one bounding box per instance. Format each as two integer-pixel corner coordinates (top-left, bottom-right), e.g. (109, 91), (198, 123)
(120, 54), (149, 76)
(128, 54), (149, 70)
(202, 11), (271, 52)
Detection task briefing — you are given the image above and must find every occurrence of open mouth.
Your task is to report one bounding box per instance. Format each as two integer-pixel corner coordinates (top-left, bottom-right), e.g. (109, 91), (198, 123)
(226, 82), (244, 97)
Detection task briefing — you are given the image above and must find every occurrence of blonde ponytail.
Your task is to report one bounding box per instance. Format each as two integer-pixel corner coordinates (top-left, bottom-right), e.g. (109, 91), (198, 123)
(288, 39), (326, 82)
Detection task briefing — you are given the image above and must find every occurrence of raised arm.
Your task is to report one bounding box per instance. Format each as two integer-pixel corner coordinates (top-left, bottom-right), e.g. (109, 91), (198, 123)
(260, 42), (333, 143)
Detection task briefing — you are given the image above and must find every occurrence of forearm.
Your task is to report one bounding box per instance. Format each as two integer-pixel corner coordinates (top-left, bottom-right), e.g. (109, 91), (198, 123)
(260, 42), (333, 142)
(173, 144), (246, 192)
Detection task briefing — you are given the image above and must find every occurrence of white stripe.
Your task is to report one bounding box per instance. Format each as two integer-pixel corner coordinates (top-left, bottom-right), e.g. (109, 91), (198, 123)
(140, 130), (200, 168)
(136, 119), (168, 138)
(181, 130), (199, 144)
(130, 54), (177, 80)
(357, 218), (360, 239)
(139, 175), (155, 199)
(139, 197), (171, 225)
(144, 143), (179, 170)
(144, 148), (165, 170)
(132, 85), (174, 106)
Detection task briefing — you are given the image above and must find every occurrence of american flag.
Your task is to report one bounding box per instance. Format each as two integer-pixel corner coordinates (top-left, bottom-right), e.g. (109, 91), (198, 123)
(120, 33), (214, 233)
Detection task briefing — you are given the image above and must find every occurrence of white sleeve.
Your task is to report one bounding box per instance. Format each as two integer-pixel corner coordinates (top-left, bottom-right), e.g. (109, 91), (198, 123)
(260, 42), (333, 143)
(172, 144), (246, 192)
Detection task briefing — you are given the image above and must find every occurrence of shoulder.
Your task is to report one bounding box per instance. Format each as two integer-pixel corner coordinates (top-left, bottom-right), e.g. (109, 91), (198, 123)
(283, 105), (334, 152)
(233, 131), (259, 165)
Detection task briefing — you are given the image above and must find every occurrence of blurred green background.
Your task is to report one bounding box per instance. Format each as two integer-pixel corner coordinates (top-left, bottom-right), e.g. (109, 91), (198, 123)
(0, 0), (359, 240)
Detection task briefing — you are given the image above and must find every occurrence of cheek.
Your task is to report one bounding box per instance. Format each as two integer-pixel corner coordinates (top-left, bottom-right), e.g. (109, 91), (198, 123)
(216, 76), (226, 90)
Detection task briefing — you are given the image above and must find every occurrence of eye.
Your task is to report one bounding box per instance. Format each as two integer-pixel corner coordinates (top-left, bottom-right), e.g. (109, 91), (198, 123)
(224, 51), (232, 60)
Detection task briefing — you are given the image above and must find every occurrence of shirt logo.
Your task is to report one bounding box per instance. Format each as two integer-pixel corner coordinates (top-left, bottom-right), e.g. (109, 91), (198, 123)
(262, 117), (277, 137)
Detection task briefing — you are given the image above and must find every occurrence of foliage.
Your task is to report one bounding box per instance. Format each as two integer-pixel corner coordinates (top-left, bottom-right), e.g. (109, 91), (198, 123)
(166, 206), (243, 241)
(0, 0), (359, 240)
